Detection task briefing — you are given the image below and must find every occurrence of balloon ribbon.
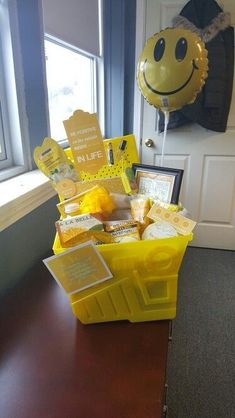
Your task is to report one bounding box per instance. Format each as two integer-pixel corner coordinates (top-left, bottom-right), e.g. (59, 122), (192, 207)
(160, 110), (169, 167)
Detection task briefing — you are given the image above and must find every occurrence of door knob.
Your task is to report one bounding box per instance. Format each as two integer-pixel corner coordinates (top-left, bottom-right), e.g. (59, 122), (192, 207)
(145, 138), (154, 147)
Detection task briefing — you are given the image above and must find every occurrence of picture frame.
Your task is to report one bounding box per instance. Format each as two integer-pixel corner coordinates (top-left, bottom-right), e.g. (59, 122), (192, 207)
(132, 163), (184, 204)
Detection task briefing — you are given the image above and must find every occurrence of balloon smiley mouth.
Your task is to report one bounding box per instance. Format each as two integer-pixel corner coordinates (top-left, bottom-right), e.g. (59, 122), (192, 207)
(143, 59), (198, 96)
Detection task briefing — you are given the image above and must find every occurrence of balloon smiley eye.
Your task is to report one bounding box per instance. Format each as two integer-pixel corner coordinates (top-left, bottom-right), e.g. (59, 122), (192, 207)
(175, 38), (187, 61)
(154, 38), (165, 61)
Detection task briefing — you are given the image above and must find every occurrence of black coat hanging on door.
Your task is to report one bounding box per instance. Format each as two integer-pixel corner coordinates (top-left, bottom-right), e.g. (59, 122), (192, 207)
(159, 0), (234, 133)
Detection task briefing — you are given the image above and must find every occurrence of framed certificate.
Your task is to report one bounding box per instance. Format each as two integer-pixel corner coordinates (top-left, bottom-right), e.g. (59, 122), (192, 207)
(132, 163), (184, 204)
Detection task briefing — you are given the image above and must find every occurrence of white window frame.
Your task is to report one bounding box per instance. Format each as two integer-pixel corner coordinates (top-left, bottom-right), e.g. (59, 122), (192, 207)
(0, 100), (9, 163)
(0, 3), (14, 171)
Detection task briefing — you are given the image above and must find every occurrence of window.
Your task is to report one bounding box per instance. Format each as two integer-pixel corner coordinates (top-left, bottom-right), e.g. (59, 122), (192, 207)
(42, 0), (104, 145)
(0, 0), (30, 182)
(0, 0), (104, 182)
(44, 37), (97, 143)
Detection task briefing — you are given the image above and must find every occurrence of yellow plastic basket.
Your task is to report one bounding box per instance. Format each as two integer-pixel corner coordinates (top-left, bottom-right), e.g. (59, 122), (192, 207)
(53, 233), (192, 324)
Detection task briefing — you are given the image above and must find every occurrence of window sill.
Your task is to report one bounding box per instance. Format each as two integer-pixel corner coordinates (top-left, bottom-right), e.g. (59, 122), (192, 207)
(0, 170), (57, 232)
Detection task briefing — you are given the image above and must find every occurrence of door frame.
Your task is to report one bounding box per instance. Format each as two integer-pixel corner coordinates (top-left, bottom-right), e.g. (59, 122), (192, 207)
(133, 0), (147, 154)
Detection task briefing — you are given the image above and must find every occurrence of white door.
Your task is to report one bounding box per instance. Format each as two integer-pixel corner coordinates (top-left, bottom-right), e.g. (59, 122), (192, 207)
(134, 0), (235, 250)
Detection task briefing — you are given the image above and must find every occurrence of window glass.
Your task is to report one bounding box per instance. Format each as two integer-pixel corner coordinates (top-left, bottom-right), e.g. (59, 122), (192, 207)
(45, 39), (96, 142)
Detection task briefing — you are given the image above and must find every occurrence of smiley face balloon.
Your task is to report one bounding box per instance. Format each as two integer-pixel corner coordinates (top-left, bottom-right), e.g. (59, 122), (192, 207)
(137, 28), (208, 112)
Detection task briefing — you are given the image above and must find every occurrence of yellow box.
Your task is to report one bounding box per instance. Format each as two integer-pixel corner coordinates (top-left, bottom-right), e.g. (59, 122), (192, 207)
(53, 233), (192, 324)
(64, 134), (139, 195)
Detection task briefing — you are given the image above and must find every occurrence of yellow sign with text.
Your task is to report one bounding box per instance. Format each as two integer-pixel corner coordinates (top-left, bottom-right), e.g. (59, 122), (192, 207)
(43, 241), (113, 295)
(63, 110), (107, 174)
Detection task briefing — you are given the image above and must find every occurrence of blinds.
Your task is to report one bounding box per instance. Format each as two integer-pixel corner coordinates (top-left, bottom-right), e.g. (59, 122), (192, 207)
(42, 0), (101, 56)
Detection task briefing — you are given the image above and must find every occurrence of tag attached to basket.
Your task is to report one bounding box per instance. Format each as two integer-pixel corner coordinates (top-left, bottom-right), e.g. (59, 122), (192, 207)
(63, 110), (108, 175)
(43, 241), (113, 295)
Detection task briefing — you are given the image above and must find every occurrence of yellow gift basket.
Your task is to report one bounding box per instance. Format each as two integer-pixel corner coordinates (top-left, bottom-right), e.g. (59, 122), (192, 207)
(53, 232), (192, 324)
(51, 132), (192, 324)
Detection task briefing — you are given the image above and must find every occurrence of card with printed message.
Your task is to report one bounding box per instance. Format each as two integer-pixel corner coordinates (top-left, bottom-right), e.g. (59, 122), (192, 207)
(43, 241), (113, 295)
(63, 110), (107, 174)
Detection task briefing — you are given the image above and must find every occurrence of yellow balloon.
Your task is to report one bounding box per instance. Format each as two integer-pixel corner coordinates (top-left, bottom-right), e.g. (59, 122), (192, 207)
(137, 28), (208, 112)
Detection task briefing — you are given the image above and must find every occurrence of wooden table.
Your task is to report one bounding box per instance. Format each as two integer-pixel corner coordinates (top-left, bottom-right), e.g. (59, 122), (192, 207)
(0, 259), (169, 418)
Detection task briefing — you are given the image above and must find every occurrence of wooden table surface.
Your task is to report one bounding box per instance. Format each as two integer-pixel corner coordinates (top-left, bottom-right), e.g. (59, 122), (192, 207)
(0, 259), (169, 418)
